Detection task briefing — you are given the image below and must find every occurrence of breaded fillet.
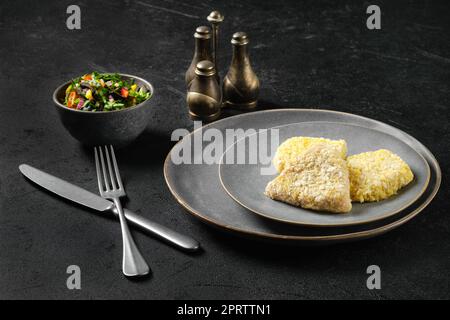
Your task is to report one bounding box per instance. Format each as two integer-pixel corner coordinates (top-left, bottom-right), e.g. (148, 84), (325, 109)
(273, 137), (347, 172)
(265, 143), (352, 213)
(347, 149), (414, 202)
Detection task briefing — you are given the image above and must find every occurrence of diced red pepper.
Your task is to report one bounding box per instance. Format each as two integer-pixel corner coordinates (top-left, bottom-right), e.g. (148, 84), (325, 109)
(67, 91), (77, 108)
(82, 74), (92, 81)
(120, 88), (129, 98)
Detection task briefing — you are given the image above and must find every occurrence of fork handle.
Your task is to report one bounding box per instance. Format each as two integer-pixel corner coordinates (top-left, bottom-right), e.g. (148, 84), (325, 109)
(115, 208), (201, 252)
(113, 198), (150, 277)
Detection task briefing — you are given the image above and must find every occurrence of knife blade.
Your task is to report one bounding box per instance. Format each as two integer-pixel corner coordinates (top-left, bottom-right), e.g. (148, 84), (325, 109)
(19, 164), (200, 252)
(19, 164), (114, 212)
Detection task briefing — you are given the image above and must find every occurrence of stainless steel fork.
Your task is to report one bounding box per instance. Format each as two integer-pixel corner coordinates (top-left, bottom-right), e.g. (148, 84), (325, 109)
(94, 145), (150, 277)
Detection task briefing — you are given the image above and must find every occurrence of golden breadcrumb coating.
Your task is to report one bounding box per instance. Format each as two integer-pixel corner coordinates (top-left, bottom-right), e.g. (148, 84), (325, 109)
(273, 137), (347, 172)
(265, 143), (352, 213)
(347, 149), (414, 203)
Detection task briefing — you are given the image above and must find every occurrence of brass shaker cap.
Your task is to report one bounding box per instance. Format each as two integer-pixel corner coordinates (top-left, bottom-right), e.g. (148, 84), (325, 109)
(195, 60), (216, 76)
(231, 32), (249, 45)
(194, 26), (211, 39)
(207, 11), (224, 23)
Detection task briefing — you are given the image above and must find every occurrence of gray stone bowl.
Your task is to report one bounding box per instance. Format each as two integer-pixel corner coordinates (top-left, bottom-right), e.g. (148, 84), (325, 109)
(53, 74), (154, 147)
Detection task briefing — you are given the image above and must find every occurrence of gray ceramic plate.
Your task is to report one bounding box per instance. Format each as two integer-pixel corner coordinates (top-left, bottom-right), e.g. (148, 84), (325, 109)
(164, 109), (441, 244)
(219, 121), (430, 227)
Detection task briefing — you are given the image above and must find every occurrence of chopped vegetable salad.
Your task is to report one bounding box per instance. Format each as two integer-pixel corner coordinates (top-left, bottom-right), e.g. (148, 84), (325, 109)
(64, 72), (151, 111)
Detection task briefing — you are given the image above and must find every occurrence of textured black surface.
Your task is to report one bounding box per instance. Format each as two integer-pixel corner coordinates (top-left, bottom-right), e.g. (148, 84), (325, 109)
(0, 0), (449, 299)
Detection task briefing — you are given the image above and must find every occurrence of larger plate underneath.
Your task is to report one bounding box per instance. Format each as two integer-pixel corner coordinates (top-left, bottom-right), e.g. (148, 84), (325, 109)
(164, 109), (441, 244)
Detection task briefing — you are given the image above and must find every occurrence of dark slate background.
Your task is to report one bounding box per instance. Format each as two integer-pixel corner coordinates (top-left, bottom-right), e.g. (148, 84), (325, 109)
(0, 0), (449, 299)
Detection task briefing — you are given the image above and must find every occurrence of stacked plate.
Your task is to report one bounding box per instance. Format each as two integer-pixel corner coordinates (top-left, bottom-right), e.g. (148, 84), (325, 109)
(164, 109), (441, 244)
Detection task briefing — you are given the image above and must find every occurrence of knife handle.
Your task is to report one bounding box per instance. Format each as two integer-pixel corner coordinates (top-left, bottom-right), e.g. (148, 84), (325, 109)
(110, 207), (201, 252)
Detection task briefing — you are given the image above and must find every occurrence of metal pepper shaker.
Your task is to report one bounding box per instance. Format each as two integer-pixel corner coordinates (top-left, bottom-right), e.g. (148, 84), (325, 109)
(187, 60), (222, 121)
(185, 26), (213, 88)
(223, 32), (260, 109)
(207, 11), (224, 82)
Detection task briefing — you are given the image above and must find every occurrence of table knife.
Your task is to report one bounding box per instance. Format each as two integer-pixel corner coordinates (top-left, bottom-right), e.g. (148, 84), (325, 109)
(19, 164), (200, 252)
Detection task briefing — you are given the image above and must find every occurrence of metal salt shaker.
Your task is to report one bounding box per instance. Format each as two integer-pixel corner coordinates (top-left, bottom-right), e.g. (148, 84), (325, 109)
(223, 32), (260, 109)
(185, 26), (213, 88)
(186, 60), (222, 121)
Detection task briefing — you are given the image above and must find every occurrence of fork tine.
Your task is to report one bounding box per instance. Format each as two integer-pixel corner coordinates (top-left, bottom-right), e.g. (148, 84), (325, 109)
(104, 145), (117, 189)
(94, 147), (104, 192)
(98, 146), (110, 191)
(110, 145), (123, 189)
